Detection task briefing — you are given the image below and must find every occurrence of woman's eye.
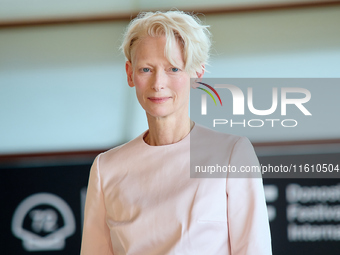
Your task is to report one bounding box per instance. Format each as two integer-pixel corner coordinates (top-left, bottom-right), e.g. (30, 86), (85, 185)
(171, 68), (179, 72)
(142, 68), (150, 72)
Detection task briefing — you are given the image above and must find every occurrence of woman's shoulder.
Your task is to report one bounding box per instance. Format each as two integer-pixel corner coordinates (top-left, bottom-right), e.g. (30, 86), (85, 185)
(191, 124), (259, 178)
(97, 131), (147, 166)
(192, 124), (258, 166)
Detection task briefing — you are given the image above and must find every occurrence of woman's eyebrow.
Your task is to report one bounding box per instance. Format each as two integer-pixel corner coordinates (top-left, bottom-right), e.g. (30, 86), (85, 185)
(135, 61), (153, 66)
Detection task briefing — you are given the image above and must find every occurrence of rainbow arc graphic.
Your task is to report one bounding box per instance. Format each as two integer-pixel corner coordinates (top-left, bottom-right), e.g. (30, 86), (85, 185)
(196, 82), (223, 106)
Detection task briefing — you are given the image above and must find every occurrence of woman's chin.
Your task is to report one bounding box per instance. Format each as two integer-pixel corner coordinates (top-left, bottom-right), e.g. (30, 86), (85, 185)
(144, 104), (188, 120)
(145, 108), (174, 119)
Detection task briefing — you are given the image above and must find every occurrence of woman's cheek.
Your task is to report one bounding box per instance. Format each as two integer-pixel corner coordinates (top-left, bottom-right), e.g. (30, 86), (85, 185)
(134, 75), (148, 89)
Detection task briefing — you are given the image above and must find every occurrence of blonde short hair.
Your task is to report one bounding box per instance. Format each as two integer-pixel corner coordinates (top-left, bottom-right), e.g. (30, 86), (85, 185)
(120, 10), (211, 75)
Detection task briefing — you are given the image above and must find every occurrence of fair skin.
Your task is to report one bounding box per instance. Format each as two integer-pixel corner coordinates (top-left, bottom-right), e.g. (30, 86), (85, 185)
(125, 35), (204, 146)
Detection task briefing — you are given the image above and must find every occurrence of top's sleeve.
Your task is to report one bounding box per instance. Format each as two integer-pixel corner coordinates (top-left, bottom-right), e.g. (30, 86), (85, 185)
(226, 137), (272, 255)
(81, 154), (114, 255)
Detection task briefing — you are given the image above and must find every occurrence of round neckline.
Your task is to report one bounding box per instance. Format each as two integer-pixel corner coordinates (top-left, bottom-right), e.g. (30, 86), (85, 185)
(140, 122), (196, 148)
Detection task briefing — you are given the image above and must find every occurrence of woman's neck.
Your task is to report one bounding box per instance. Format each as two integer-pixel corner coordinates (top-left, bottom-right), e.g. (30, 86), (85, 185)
(144, 115), (194, 146)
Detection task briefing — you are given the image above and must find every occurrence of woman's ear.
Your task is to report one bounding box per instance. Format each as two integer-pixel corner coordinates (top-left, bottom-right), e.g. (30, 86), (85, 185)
(125, 61), (134, 88)
(196, 64), (205, 79)
(191, 65), (205, 89)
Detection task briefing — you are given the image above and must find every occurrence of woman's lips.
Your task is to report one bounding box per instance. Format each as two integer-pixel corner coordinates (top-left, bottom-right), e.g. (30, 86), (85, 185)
(148, 97), (171, 104)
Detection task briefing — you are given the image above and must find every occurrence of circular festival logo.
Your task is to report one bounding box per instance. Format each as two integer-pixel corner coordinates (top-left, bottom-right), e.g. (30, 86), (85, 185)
(11, 193), (76, 251)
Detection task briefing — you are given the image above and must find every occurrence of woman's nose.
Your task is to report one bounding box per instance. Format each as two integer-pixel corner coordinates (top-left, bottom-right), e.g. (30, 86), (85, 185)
(151, 70), (165, 91)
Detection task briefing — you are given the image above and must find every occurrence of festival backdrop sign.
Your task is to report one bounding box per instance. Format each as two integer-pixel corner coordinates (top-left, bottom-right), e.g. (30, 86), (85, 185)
(0, 163), (90, 254)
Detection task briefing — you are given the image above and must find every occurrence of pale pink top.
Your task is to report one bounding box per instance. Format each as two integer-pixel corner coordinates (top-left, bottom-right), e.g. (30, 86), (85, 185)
(81, 124), (272, 255)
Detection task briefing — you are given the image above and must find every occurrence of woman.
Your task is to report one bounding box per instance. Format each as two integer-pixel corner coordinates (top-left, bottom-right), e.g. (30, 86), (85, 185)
(81, 10), (272, 255)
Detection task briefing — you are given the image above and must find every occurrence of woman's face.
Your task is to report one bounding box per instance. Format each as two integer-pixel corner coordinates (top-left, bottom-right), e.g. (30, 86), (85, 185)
(125, 35), (197, 121)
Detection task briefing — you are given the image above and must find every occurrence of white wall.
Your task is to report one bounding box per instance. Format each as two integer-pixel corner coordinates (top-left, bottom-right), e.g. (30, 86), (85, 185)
(206, 7), (340, 77)
(0, 0), (319, 21)
(0, 6), (339, 154)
